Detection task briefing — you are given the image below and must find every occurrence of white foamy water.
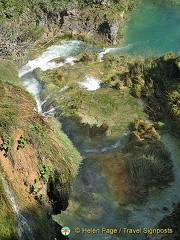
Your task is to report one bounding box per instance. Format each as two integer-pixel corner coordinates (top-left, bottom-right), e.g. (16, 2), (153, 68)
(101, 140), (121, 152)
(83, 140), (122, 153)
(39, 56), (76, 71)
(79, 75), (101, 91)
(98, 47), (116, 62)
(84, 133), (128, 153)
(43, 106), (59, 117)
(18, 40), (82, 77)
(18, 40), (83, 113)
(98, 44), (133, 62)
(21, 74), (42, 112)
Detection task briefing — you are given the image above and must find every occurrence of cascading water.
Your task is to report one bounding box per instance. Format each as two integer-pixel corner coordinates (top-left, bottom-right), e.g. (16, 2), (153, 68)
(21, 73), (42, 112)
(18, 40), (105, 115)
(19, 41), (78, 114)
(0, 176), (35, 240)
(18, 2), (180, 238)
(20, 39), (180, 240)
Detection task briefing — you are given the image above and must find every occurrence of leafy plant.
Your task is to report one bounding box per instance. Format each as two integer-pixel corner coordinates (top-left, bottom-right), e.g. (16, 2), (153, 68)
(17, 135), (29, 150)
(38, 163), (52, 181)
(32, 183), (39, 193)
(28, 123), (46, 137)
(0, 136), (13, 156)
(2, 137), (12, 150)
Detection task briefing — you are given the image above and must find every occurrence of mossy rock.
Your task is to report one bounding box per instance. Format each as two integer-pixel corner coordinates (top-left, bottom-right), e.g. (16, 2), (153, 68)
(132, 74), (145, 86)
(131, 84), (142, 98)
(132, 119), (160, 142)
(79, 52), (98, 63)
(163, 51), (177, 61)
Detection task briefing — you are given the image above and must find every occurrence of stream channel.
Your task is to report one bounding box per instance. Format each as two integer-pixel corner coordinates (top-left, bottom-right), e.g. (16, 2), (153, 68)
(18, 1), (180, 240)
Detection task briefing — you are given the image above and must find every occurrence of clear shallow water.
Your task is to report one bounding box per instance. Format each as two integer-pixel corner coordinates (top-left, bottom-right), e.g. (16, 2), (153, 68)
(123, 1), (180, 56)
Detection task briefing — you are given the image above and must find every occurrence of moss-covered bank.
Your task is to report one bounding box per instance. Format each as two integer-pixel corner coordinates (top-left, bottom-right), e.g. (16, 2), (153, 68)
(0, 60), (82, 239)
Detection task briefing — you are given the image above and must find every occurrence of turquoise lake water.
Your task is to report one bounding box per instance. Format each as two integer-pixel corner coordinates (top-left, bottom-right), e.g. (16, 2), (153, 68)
(123, 0), (180, 56)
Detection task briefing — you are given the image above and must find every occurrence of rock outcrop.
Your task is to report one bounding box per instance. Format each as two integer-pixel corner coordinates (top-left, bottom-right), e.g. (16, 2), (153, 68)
(43, 6), (124, 44)
(0, 3), (126, 62)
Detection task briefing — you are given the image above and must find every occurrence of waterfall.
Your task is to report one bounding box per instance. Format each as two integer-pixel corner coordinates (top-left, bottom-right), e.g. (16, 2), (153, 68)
(18, 37), (180, 240)
(0, 176), (35, 240)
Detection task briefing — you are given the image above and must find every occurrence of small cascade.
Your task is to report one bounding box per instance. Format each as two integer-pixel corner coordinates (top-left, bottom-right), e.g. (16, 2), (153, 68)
(18, 40), (86, 113)
(79, 75), (101, 91)
(18, 40), (83, 77)
(1, 176), (35, 240)
(21, 73), (42, 113)
(98, 44), (133, 61)
(43, 106), (60, 117)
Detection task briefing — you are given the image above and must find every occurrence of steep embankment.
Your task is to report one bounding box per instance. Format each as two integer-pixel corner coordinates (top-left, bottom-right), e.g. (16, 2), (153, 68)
(0, 60), (82, 240)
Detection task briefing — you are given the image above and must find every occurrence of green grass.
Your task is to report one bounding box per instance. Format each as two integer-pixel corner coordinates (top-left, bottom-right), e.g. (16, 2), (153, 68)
(46, 118), (82, 178)
(26, 117), (82, 182)
(0, 99), (18, 136)
(0, 60), (20, 85)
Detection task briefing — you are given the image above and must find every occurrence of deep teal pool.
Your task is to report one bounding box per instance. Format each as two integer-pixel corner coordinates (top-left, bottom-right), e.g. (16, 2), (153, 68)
(123, 1), (180, 56)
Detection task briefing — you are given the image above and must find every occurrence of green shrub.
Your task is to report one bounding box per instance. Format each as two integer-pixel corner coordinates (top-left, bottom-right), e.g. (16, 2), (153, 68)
(28, 123), (47, 137)
(0, 136), (13, 156)
(17, 135), (29, 150)
(124, 138), (174, 203)
(1, 136), (13, 150)
(38, 163), (52, 181)
(32, 183), (39, 193)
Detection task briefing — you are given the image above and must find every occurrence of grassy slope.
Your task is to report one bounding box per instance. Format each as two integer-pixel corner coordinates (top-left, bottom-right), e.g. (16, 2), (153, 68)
(0, 60), (82, 239)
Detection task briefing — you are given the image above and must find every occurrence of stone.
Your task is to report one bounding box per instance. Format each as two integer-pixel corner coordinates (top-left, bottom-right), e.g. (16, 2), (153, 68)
(115, 82), (124, 90)
(101, 0), (111, 7)
(109, 21), (119, 44)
